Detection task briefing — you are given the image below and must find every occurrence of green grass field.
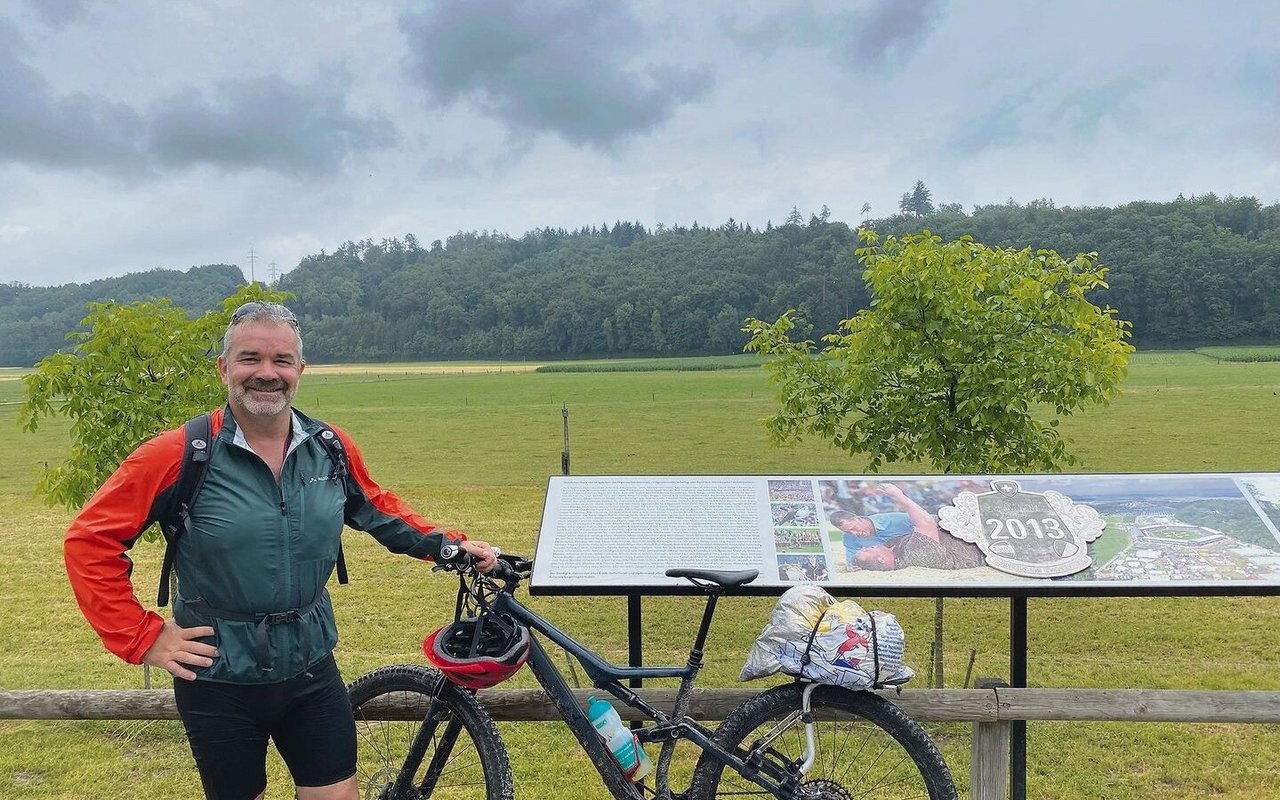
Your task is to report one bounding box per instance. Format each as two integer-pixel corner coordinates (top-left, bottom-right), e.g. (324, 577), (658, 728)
(1194, 345), (1280, 363)
(2, 354), (1279, 798)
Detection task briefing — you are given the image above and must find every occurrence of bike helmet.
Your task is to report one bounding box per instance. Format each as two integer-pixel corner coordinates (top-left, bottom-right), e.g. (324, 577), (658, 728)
(424, 615), (530, 690)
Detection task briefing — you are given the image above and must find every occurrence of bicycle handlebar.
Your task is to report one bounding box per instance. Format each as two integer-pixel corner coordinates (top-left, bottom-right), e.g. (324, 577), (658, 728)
(433, 543), (532, 586)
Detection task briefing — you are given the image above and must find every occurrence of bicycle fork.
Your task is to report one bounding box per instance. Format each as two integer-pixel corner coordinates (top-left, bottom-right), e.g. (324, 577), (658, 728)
(389, 684), (466, 798)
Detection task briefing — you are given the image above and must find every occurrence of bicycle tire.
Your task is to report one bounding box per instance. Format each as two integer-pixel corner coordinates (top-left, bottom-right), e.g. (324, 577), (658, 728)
(689, 683), (956, 800)
(348, 664), (513, 800)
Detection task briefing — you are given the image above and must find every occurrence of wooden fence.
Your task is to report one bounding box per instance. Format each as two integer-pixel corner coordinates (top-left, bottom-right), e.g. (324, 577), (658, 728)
(4, 687), (1279, 800)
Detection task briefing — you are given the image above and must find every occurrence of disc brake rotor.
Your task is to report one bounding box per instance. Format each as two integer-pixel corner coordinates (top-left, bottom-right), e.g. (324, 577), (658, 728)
(796, 777), (855, 800)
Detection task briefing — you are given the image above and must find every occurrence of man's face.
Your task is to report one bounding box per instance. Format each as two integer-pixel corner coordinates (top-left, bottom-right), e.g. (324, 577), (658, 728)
(217, 320), (304, 419)
(837, 516), (875, 537)
(855, 545), (895, 571)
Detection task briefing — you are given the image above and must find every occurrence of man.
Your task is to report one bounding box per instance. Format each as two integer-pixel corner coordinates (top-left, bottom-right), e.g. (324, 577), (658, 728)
(803, 554), (829, 581)
(852, 532), (985, 571)
(842, 483), (984, 572)
(64, 302), (497, 800)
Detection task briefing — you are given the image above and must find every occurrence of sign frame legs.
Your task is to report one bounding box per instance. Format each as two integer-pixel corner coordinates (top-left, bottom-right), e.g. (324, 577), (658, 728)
(1011, 596), (1028, 800)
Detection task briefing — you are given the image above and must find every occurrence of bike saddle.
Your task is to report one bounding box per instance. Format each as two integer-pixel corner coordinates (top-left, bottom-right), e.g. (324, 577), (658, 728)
(665, 568), (759, 588)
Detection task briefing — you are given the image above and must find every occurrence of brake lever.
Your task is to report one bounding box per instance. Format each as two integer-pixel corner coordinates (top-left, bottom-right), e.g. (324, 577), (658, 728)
(495, 553), (533, 572)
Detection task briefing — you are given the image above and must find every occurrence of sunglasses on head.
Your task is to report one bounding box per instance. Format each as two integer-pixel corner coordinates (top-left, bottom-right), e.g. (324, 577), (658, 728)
(230, 302), (298, 326)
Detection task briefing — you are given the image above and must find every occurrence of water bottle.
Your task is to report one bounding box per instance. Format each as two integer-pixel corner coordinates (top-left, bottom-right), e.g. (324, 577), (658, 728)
(587, 696), (653, 781)
(630, 731), (654, 781)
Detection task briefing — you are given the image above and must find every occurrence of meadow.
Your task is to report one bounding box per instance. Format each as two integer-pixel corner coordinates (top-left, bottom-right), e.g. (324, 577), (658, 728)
(1, 353), (1279, 798)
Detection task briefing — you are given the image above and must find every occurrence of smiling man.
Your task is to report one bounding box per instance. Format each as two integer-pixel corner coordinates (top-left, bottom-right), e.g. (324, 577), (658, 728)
(64, 301), (497, 800)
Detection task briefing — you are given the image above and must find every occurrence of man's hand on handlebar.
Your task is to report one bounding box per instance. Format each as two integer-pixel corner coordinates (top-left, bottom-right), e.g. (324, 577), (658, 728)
(460, 539), (499, 573)
(437, 539), (499, 573)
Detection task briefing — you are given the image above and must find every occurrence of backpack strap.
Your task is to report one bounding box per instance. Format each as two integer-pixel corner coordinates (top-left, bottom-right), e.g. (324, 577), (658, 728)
(313, 424), (351, 586)
(157, 413), (213, 607)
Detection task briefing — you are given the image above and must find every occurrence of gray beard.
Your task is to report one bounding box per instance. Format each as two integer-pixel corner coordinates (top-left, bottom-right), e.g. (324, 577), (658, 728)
(230, 384), (294, 417)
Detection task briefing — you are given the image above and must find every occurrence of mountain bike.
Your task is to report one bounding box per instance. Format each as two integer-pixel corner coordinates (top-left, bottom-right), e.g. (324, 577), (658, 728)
(346, 549), (956, 799)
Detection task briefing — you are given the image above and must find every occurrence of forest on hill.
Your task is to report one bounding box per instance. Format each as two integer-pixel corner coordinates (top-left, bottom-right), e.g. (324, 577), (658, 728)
(2, 193), (1277, 366)
(0, 264), (244, 367)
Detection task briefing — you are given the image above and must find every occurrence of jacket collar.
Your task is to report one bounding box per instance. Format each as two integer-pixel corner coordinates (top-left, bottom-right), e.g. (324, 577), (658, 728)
(219, 405), (311, 459)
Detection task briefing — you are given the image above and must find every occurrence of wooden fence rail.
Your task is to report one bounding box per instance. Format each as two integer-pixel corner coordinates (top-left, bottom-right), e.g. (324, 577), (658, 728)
(4, 688), (1279, 800)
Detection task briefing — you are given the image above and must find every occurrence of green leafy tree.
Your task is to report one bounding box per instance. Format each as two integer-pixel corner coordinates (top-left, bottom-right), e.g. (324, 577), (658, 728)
(744, 229), (1134, 473)
(20, 284), (290, 512)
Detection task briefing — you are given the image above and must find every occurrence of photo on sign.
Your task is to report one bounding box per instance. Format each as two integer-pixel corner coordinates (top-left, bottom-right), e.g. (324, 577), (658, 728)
(771, 502), (820, 527)
(776, 554), (830, 583)
(773, 526), (824, 554)
(1021, 474), (1280, 584)
(768, 479), (816, 502)
(818, 479), (986, 575)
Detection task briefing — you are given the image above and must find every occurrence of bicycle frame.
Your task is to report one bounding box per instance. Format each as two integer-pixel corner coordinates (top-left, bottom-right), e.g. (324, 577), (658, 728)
(489, 588), (803, 800)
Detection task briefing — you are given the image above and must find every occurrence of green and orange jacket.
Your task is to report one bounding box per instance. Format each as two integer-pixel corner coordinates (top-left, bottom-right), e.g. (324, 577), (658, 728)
(64, 406), (464, 683)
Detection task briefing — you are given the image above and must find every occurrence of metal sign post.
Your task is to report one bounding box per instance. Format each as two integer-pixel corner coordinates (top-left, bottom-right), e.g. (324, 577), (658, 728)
(1011, 596), (1028, 800)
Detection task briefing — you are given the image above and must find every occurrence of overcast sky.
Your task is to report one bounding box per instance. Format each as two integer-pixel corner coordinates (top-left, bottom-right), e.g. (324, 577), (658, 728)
(2, 0), (1277, 287)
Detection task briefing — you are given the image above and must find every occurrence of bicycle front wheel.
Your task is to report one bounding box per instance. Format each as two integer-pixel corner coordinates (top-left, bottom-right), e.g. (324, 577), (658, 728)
(689, 683), (956, 800)
(348, 664), (513, 800)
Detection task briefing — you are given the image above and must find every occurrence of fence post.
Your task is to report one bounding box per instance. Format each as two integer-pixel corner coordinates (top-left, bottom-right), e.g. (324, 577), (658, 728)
(971, 678), (1010, 800)
(561, 404), (570, 475)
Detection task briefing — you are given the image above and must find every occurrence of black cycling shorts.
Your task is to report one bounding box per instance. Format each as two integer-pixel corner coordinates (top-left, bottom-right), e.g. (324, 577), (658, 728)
(172, 653), (356, 800)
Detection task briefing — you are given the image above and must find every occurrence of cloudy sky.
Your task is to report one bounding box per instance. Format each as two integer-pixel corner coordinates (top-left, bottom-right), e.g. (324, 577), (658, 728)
(2, 0), (1277, 287)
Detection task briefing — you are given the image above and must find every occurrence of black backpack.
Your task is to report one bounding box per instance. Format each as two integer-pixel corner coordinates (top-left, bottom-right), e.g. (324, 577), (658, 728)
(155, 412), (350, 606)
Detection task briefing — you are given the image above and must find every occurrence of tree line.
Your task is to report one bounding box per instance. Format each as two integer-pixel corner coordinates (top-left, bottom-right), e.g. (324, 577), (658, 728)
(2, 193), (1277, 366)
(0, 264), (244, 367)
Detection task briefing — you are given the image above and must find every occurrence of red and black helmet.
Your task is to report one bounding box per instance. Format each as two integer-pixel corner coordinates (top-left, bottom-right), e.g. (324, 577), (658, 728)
(424, 615), (530, 690)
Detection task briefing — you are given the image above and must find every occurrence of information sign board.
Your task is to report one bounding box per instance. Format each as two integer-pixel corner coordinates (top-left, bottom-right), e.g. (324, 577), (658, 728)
(531, 473), (1280, 597)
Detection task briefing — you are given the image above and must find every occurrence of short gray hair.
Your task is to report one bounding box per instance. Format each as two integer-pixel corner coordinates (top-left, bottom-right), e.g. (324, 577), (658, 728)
(221, 302), (303, 359)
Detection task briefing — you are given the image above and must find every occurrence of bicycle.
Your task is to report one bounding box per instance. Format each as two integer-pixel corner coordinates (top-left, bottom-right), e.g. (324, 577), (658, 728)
(346, 547), (957, 799)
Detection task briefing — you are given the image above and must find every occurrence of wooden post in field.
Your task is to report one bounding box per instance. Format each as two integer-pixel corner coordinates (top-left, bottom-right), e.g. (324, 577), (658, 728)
(561, 404), (570, 475)
(934, 597), (945, 688)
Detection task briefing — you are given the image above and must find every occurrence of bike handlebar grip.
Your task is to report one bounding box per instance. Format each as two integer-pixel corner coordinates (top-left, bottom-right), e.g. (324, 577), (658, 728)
(437, 543), (472, 567)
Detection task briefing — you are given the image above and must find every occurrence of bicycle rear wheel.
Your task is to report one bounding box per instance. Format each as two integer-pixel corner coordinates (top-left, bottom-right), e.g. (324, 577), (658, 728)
(348, 664), (513, 800)
(689, 683), (956, 800)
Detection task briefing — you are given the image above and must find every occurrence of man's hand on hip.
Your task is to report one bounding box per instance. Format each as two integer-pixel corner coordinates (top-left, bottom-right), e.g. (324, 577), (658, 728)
(142, 619), (218, 681)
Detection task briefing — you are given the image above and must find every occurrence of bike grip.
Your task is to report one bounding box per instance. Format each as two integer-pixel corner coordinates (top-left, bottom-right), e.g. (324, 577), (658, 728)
(437, 543), (472, 566)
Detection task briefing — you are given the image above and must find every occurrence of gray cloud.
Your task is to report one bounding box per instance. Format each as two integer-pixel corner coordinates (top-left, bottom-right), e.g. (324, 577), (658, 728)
(0, 20), (145, 171)
(0, 21), (392, 178)
(729, 0), (943, 70)
(399, 0), (714, 148)
(146, 75), (395, 176)
(21, 0), (96, 27)
(853, 0), (941, 67)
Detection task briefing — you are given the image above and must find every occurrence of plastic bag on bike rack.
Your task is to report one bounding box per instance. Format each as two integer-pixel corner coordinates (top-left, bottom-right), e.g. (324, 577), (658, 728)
(740, 584), (914, 689)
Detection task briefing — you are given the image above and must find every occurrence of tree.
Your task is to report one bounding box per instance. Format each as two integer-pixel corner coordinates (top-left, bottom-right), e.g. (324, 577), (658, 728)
(744, 229), (1134, 473)
(19, 284), (290, 516)
(898, 180), (935, 218)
